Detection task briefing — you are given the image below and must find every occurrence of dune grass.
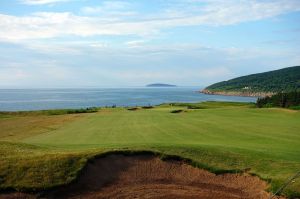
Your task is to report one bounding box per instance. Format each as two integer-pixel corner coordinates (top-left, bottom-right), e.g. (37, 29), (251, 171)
(0, 102), (299, 197)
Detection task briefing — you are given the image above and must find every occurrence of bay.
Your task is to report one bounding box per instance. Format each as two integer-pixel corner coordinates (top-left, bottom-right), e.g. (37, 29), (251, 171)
(0, 87), (257, 111)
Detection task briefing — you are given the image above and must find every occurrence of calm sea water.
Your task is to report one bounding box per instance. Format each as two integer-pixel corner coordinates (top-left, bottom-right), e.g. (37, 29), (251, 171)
(0, 88), (257, 111)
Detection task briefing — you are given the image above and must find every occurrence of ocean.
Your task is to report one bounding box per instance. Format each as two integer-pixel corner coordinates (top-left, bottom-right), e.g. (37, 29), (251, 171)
(0, 87), (257, 111)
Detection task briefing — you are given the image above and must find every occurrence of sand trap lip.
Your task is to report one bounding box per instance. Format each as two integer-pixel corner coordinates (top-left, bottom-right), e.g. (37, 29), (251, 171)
(45, 154), (279, 199)
(0, 154), (285, 199)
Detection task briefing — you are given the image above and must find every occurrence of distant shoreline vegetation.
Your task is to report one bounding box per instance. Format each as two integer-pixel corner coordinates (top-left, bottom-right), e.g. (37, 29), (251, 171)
(146, 83), (177, 87)
(201, 66), (300, 97)
(0, 107), (99, 116)
(201, 89), (272, 97)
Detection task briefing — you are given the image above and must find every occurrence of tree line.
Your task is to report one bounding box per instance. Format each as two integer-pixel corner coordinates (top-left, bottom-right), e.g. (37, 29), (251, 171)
(256, 91), (300, 109)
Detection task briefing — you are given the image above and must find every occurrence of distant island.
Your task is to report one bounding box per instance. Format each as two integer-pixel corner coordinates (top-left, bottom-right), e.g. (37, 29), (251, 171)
(146, 83), (177, 87)
(201, 66), (300, 97)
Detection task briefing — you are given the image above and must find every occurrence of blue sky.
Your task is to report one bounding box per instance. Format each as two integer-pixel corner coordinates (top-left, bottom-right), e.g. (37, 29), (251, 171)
(0, 0), (300, 88)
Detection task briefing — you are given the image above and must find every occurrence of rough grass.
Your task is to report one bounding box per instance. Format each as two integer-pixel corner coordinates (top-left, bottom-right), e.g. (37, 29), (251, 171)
(165, 101), (255, 109)
(0, 101), (299, 198)
(0, 107), (100, 141)
(0, 114), (83, 141)
(0, 107), (99, 116)
(0, 142), (89, 191)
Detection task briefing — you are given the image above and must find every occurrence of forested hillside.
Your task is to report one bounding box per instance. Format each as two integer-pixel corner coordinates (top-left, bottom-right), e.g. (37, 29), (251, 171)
(202, 66), (300, 97)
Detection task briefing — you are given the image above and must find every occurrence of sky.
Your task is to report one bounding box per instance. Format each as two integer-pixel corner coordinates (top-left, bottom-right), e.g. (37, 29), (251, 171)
(0, 0), (300, 88)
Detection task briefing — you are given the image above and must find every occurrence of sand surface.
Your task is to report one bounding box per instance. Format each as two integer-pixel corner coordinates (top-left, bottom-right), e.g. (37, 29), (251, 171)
(0, 154), (285, 199)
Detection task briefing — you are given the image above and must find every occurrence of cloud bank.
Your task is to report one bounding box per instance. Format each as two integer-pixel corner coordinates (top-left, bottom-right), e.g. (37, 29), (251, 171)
(1, 0), (300, 42)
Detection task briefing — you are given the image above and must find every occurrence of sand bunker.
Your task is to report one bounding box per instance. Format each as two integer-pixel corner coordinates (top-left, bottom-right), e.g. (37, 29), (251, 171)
(0, 154), (285, 199)
(47, 154), (275, 199)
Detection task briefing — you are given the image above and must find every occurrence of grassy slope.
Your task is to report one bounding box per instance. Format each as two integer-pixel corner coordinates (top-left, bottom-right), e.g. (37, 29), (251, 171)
(0, 142), (89, 191)
(0, 113), (83, 141)
(0, 102), (300, 197)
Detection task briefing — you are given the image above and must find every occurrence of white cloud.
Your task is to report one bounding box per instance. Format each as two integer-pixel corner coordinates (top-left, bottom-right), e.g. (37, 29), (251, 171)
(197, 0), (300, 26)
(125, 40), (146, 48)
(20, 0), (71, 5)
(82, 1), (133, 15)
(0, 67), (29, 84)
(24, 41), (82, 54)
(197, 67), (232, 78)
(1, 0), (300, 42)
(0, 40), (298, 87)
(110, 67), (232, 83)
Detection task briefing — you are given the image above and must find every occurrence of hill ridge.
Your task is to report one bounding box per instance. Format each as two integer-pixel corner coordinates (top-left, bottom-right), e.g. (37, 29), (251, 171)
(201, 66), (300, 97)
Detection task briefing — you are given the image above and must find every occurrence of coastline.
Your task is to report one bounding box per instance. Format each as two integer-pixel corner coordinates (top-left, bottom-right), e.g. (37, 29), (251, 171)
(200, 89), (273, 98)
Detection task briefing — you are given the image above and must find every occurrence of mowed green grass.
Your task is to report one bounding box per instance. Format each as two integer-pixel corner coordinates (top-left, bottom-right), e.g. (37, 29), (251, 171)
(1, 102), (300, 197)
(25, 103), (300, 161)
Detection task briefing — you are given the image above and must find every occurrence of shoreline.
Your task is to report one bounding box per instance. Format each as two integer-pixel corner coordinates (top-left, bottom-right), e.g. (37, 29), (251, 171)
(200, 89), (273, 98)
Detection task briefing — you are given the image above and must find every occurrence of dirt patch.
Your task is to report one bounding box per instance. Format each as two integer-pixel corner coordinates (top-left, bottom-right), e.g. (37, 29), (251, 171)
(0, 154), (285, 199)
